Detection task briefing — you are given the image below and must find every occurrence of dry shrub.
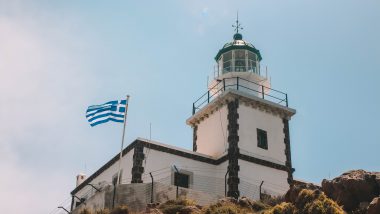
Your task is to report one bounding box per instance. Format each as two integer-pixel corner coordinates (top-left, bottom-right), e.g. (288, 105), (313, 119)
(264, 202), (297, 214)
(296, 189), (344, 214)
(202, 203), (249, 214)
(79, 208), (92, 214)
(158, 198), (198, 214)
(251, 200), (270, 211)
(261, 194), (285, 207)
(110, 205), (129, 214)
(202, 199), (253, 214)
(95, 209), (110, 214)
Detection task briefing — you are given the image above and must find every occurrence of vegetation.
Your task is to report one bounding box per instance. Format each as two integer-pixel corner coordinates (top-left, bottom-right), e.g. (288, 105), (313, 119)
(264, 202), (297, 214)
(78, 187), (344, 214)
(157, 198), (198, 214)
(264, 189), (344, 214)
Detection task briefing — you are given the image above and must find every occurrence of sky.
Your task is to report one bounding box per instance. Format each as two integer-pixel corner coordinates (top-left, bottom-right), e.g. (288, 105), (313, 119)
(0, 1), (379, 213)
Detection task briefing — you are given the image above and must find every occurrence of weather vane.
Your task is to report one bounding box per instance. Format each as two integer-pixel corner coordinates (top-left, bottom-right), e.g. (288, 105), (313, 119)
(232, 12), (243, 34)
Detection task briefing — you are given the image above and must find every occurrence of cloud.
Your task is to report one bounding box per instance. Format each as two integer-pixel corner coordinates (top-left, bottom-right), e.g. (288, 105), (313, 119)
(0, 5), (96, 213)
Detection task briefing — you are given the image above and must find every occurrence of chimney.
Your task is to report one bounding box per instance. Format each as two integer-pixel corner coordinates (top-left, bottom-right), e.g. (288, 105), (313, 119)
(76, 173), (87, 187)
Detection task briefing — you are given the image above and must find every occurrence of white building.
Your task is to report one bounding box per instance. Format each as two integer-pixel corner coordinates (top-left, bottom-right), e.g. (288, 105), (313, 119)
(70, 26), (296, 212)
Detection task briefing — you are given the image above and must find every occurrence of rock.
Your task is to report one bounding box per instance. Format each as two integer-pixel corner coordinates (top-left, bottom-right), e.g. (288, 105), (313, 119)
(367, 197), (380, 214)
(321, 169), (380, 211)
(238, 196), (253, 208)
(285, 182), (321, 203)
(218, 197), (238, 204)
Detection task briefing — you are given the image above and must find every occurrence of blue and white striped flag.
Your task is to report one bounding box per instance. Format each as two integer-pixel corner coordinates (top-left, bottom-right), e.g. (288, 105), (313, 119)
(86, 99), (127, 127)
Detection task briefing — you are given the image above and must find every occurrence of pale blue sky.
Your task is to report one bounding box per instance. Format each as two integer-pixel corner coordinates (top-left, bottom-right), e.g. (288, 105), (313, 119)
(1, 1), (379, 213)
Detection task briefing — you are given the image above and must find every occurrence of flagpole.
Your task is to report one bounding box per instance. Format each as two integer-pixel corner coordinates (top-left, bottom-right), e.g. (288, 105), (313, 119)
(116, 95), (130, 185)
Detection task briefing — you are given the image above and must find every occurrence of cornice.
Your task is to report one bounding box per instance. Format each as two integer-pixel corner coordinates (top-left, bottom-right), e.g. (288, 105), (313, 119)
(187, 89), (296, 127)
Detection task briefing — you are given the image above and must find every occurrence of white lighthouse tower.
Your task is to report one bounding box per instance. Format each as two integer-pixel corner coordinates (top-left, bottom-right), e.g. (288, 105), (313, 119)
(186, 19), (296, 198)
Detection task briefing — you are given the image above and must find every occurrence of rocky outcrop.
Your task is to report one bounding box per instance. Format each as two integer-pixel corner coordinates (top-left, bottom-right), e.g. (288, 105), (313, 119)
(321, 169), (380, 211)
(367, 197), (380, 214)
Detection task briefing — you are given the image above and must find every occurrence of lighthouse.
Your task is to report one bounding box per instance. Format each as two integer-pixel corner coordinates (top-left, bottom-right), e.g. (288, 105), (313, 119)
(187, 18), (296, 197)
(69, 18), (297, 213)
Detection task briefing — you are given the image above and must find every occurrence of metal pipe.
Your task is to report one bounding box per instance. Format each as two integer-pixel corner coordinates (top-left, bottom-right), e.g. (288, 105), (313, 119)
(58, 206), (70, 214)
(150, 172), (154, 203)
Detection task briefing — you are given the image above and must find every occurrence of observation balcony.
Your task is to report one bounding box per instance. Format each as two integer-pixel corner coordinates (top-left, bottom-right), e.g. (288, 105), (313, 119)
(192, 77), (288, 115)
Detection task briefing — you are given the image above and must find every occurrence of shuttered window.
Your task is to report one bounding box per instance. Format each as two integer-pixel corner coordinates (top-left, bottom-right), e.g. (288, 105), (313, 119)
(257, 128), (268, 150)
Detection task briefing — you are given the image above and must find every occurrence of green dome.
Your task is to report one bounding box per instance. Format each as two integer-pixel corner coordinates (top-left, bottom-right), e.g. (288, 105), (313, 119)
(215, 33), (262, 61)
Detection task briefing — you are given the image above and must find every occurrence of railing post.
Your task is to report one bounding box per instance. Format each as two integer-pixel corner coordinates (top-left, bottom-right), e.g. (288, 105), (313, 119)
(236, 77), (239, 90)
(225, 168), (230, 197)
(112, 184), (116, 208)
(261, 85), (265, 99)
(173, 165), (179, 199)
(149, 172), (154, 203)
(259, 181), (264, 200)
(192, 103), (195, 115)
(223, 79), (226, 91)
(207, 91), (210, 103)
(286, 94), (288, 107)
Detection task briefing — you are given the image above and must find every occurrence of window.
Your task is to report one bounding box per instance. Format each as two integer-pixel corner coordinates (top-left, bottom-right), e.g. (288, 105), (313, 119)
(247, 51), (257, 73)
(174, 172), (190, 188)
(257, 128), (268, 150)
(223, 51), (232, 73)
(234, 50), (246, 72)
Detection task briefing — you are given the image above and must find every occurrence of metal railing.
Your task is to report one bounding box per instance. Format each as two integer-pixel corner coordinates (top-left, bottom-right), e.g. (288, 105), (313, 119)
(192, 77), (288, 115)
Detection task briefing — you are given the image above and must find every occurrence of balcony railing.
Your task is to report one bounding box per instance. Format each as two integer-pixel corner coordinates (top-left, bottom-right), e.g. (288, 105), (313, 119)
(192, 77), (288, 115)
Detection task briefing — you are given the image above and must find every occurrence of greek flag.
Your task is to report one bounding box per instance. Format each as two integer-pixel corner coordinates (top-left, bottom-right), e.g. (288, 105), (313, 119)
(86, 99), (127, 127)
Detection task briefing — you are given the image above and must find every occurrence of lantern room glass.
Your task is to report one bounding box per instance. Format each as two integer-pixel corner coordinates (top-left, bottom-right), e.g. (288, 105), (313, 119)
(218, 50), (259, 75)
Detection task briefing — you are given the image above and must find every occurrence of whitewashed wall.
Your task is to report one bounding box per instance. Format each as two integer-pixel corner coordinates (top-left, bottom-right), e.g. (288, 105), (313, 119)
(239, 159), (289, 198)
(196, 105), (228, 157)
(238, 104), (286, 165)
(74, 149), (134, 202)
(142, 148), (228, 197)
